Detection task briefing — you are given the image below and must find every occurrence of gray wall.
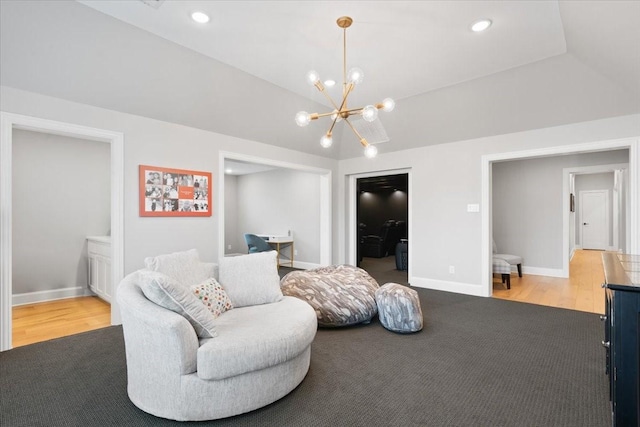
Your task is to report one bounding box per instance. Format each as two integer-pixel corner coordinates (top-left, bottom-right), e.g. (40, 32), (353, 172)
(2, 87), (639, 305)
(338, 113), (639, 296)
(574, 172), (615, 247)
(233, 169), (321, 264)
(492, 150), (628, 270)
(12, 129), (110, 294)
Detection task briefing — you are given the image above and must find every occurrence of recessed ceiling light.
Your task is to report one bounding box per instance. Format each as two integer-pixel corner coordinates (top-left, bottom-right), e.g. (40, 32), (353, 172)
(471, 19), (492, 32)
(324, 79), (336, 87)
(191, 11), (210, 24)
(225, 168), (233, 174)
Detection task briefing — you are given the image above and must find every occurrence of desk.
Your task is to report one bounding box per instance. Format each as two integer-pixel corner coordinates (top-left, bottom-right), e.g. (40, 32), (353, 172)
(258, 235), (294, 268)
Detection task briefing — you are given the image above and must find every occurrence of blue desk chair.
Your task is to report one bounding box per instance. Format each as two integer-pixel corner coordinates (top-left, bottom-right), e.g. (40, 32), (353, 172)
(244, 233), (272, 254)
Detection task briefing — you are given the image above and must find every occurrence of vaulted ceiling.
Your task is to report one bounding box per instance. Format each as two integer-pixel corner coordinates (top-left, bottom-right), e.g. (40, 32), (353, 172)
(1, 1), (638, 159)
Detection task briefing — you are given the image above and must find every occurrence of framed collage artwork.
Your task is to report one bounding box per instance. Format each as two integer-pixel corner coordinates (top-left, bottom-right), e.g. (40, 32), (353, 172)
(139, 165), (212, 217)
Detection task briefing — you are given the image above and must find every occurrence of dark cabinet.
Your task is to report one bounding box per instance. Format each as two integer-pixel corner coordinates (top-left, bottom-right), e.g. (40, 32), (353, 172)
(602, 252), (640, 427)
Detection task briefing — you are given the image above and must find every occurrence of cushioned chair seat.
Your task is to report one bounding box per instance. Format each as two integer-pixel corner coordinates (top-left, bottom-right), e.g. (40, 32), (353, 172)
(197, 297), (317, 380)
(493, 257), (512, 289)
(244, 233), (272, 254)
(492, 239), (523, 277)
(280, 264), (379, 327)
(494, 254), (523, 277)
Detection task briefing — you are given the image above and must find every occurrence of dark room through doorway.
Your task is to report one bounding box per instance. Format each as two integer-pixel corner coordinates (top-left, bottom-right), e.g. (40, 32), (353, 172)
(357, 173), (409, 284)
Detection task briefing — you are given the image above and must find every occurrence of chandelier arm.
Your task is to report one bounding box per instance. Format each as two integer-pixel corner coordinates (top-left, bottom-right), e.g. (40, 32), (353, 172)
(315, 111), (337, 119)
(337, 83), (355, 114)
(318, 88), (341, 112)
(327, 116), (339, 135)
(343, 117), (368, 147)
(343, 107), (365, 115)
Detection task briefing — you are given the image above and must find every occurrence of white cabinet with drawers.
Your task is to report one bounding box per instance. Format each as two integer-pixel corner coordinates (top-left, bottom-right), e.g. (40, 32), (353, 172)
(87, 236), (111, 303)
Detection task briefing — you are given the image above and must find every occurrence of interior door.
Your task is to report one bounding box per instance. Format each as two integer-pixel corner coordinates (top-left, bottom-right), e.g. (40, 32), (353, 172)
(580, 190), (608, 250)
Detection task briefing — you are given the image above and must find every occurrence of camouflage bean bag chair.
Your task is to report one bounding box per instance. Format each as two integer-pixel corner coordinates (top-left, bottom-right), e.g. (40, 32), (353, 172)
(280, 264), (379, 327)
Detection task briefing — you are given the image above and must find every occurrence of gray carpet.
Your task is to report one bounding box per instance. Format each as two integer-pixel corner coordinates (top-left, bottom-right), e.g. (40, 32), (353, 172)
(1, 286), (610, 426)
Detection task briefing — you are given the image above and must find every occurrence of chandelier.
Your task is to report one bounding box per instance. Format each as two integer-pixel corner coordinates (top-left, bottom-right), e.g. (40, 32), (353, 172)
(295, 16), (395, 158)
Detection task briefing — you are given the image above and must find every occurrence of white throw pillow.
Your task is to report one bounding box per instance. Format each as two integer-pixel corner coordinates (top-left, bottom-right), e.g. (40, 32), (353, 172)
(139, 270), (217, 338)
(191, 278), (233, 319)
(218, 251), (282, 308)
(144, 249), (216, 287)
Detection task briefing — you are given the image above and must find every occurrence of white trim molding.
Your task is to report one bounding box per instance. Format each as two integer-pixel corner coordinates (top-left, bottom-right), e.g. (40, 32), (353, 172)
(292, 261), (323, 270)
(521, 267), (565, 278)
(217, 151), (332, 268)
(564, 163), (627, 257)
(12, 286), (94, 307)
(346, 168), (412, 278)
(0, 112), (124, 351)
(410, 276), (487, 297)
(481, 137), (639, 298)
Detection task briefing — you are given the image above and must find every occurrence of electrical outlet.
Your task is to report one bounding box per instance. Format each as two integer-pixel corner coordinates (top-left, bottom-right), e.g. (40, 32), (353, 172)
(227, 245), (231, 250)
(294, 249), (298, 256)
(449, 265), (455, 274)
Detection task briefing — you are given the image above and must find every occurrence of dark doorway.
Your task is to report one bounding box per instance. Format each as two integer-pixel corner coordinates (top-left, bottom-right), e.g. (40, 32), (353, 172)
(357, 173), (408, 283)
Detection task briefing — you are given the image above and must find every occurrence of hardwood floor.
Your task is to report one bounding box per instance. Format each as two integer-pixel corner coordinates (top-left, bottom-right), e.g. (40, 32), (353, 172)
(493, 249), (606, 314)
(12, 296), (111, 348)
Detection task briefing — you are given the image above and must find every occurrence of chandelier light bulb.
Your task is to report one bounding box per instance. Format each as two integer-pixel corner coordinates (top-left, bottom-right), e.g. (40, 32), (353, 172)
(364, 144), (378, 158)
(306, 70), (321, 85)
(347, 67), (364, 85)
(381, 98), (395, 112)
(362, 105), (378, 122)
(320, 134), (333, 148)
(295, 111), (311, 127)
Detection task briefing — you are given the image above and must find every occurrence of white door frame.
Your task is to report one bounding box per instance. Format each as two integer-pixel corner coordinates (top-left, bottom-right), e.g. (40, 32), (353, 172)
(564, 163), (628, 255)
(579, 189), (610, 250)
(481, 137), (639, 297)
(1, 112), (124, 351)
(346, 168), (412, 279)
(218, 151), (332, 267)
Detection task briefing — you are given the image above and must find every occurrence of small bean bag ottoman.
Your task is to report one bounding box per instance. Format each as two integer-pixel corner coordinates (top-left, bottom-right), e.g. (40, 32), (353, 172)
(280, 264), (379, 327)
(375, 283), (423, 333)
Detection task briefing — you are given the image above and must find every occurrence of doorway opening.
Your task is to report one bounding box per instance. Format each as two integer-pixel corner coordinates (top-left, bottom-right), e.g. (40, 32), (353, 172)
(1, 112), (124, 351)
(349, 170), (411, 285)
(218, 152), (332, 270)
(482, 137), (638, 299)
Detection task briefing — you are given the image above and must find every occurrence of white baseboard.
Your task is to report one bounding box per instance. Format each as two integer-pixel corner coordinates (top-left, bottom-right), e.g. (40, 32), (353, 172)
(570, 248), (576, 261)
(410, 277), (488, 297)
(521, 266), (566, 278)
(574, 244), (618, 252)
(291, 261), (322, 270)
(12, 286), (94, 306)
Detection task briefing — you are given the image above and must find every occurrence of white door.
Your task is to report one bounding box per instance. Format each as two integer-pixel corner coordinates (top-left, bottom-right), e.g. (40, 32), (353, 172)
(580, 190), (609, 250)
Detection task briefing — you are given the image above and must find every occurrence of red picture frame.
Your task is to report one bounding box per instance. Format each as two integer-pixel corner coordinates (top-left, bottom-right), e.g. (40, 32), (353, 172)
(139, 165), (212, 217)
